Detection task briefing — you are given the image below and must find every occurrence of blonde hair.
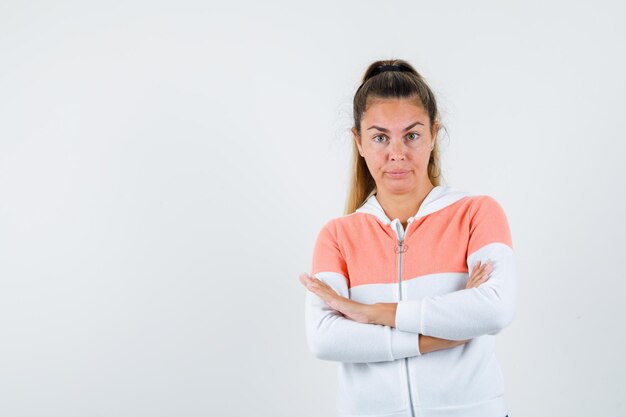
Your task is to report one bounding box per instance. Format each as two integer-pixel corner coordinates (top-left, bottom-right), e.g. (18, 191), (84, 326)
(344, 59), (444, 215)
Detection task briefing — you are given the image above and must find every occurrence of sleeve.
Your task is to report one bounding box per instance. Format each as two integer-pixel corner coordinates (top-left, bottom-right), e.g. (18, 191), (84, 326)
(304, 220), (421, 363)
(394, 196), (517, 340)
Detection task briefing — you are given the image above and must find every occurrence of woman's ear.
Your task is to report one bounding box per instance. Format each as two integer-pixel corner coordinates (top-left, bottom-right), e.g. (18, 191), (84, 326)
(431, 121), (440, 149)
(352, 127), (364, 156)
(431, 120), (440, 141)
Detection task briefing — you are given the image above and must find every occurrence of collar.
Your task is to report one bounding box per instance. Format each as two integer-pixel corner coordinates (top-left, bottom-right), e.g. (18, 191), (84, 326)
(355, 185), (469, 225)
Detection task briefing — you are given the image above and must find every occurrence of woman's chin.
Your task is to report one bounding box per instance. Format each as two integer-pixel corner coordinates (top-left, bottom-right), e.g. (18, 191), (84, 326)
(379, 176), (436, 195)
(381, 183), (416, 196)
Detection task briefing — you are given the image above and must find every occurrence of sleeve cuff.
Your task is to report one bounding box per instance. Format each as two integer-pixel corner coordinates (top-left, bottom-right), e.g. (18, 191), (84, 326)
(391, 330), (421, 358)
(395, 300), (424, 333)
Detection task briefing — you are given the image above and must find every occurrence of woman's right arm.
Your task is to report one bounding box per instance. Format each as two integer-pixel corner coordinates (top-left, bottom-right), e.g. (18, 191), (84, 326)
(305, 219), (420, 363)
(305, 271), (421, 362)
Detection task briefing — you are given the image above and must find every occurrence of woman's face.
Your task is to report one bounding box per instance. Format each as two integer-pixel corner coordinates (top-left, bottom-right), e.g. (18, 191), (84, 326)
(353, 98), (438, 197)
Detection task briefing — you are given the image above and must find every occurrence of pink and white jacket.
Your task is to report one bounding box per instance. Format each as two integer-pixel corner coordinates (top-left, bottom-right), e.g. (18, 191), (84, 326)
(304, 185), (517, 417)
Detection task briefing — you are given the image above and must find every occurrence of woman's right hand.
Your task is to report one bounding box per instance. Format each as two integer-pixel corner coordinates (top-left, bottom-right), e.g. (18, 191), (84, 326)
(419, 260), (494, 354)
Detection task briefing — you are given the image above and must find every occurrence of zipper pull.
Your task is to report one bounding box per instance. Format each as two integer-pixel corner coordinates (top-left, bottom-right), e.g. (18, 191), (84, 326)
(395, 240), (408, 253)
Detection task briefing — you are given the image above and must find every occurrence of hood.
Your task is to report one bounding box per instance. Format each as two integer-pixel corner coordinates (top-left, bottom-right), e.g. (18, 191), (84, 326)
(355, 185), (469, 225)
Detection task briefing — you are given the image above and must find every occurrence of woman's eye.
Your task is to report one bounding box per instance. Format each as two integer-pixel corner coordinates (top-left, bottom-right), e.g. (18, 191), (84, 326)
(406, 132), (420, 141)
(373, 135), (387, 143)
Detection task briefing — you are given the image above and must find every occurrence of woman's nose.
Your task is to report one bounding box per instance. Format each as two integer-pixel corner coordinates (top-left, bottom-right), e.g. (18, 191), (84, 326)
(389, 139), (406, 160)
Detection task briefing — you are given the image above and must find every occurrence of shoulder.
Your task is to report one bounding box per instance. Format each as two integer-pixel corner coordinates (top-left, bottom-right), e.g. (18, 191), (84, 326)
(464, 193), (513, 249)
(313, 215), (347, 242)
(313, 212), (376, 253)
(311, 217), (351, 275)
(466, 194), (508, 215)
(432, 188), (506, 219)
(319, 211), (369, 233)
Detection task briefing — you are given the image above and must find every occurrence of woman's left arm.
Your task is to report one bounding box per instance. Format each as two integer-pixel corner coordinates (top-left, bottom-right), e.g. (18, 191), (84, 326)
(394, 196), (517, 340)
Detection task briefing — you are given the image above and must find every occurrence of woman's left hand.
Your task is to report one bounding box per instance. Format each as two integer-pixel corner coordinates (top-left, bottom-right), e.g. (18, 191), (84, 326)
(299, 273), (374, 324)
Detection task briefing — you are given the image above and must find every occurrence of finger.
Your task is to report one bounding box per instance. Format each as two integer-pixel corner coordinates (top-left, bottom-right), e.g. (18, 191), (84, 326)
(299, 274), (320, 289)
(476, 264), (491, 278)
(307, 279), (330, 294)
(299, 274), (326, 294)
(474, 272), (492, 286)
(306, 283), (333, 301)
(307, 279), (328, 294)
(478, 264), (490, 277)
(469, 266), (484, 282)
(471, 261), (486, 274)
(474, 261), (491, 277)
(305, 279), (339, 300)
(299, 273), (311, 287)
(310, 278), (340, 296)
(312, 277), (330, 288)
(470, 265), (484, 279)
(467, 268), (490, 288)
(466, 276), (478, 288)
(469, 276), (484, 288)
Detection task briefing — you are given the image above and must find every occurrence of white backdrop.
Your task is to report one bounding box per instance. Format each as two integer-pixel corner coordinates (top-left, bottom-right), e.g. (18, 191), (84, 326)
(1, 1), (625, 416)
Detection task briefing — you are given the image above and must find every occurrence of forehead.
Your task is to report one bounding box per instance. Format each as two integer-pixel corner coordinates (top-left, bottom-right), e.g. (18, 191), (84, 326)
(362, 98), (428, 125)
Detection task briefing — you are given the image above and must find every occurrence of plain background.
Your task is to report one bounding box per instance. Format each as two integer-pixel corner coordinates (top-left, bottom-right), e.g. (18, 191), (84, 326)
(1, 1), (625, 416)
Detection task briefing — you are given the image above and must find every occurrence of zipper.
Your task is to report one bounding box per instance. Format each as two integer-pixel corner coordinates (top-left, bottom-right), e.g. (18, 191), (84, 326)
(393, 219), (416, 417)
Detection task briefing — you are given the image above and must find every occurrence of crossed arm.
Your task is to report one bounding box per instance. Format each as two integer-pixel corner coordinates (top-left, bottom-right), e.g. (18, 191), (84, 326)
(300, 259), (494, 357)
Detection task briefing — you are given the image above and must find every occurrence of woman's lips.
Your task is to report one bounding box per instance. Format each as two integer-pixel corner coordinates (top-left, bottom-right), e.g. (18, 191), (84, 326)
(386, 170), (410, 178)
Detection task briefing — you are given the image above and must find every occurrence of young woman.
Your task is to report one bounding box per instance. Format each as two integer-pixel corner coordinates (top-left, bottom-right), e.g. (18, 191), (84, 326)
(300, 59), (515, 417)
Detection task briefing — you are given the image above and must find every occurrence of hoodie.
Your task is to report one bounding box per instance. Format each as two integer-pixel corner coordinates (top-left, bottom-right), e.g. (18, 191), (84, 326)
(304, 185), (517, 417)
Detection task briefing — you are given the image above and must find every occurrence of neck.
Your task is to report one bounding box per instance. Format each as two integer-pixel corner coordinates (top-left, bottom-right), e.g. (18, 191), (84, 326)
(376, 183), (435, 227)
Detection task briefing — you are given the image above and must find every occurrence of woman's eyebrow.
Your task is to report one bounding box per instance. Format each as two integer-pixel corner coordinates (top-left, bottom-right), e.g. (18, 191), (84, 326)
(367, 121), (424, 132)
